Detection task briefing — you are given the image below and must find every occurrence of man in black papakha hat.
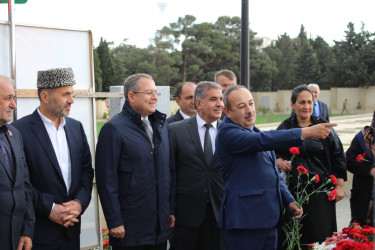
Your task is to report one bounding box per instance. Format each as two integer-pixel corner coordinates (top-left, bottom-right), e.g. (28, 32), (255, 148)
(13, 67), (94, 250)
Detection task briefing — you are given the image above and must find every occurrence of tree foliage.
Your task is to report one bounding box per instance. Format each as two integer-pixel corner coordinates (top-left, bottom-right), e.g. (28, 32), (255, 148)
(94, 17), (375, 92)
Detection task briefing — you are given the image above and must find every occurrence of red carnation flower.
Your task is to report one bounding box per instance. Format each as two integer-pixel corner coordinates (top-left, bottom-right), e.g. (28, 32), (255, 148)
(328, 189), (337, 201)
(289, 147), (300, 155)
(363, 152), (367, 158)
(297, 165), (308, 174)
(102, 227), (106, 232)
(329, 175), (337, 185)
(356, 154), (364, 163)
(314, 175), (320, 183)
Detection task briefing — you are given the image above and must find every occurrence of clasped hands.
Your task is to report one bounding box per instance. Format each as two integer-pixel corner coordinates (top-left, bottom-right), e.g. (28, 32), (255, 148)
(49, 200), (82, 227)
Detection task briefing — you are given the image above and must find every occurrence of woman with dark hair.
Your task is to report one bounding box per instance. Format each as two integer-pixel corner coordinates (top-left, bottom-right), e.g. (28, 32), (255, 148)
(346, 111), (375, 226)
(275, 84), (347, 248)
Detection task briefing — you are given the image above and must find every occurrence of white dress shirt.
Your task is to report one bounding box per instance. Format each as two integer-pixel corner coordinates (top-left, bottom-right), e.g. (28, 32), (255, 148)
(196, 114), (218, 154)
(37, 108), (71, 193)
(179, 110), (191, 120)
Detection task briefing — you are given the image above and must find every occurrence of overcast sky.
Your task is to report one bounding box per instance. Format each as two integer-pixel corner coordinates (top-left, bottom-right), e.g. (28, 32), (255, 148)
(1, 0), (374, 48)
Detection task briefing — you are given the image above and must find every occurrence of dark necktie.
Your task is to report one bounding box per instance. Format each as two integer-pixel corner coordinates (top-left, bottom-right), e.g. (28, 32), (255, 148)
(142, 119), (153, 144)
(0, 128), (15, 179)
(204, 123), (213, 165)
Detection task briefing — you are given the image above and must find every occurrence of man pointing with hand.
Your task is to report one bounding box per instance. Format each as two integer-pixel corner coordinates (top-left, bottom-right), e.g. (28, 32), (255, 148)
(215, 85), (337, 250)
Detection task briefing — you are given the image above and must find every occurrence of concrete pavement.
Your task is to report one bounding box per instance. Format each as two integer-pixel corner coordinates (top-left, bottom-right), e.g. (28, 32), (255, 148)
(257, 112), (374, 231)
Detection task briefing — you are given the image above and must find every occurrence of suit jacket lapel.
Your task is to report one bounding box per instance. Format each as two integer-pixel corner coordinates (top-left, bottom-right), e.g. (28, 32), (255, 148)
(30, 110), (64, 181)
(176, 109), (184, 121)
(64, 121), (77, 192)
(0, 146), (13, 182)
(211, 119), (221, 167)
(187, 116), (206, 164)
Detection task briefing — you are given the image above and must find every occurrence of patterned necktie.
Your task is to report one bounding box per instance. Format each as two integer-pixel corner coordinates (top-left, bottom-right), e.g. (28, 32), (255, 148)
(0, 129), (15, 179)
(204, 123), (213, 165)
(142, 119), (153, 144)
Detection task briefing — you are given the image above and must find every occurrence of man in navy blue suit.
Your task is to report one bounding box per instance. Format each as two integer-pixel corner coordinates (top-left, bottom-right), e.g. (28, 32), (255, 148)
(215, 85), (337, 250)
(13, 68), (94, 250)
(308, 83), (329, 122)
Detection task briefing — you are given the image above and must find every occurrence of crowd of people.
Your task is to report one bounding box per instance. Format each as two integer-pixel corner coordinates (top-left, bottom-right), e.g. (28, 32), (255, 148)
(0, 68), (373, 250)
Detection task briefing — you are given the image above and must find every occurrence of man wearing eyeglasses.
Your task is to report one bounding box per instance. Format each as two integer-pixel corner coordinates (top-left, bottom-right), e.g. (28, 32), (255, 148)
(96, 73), (175, 250)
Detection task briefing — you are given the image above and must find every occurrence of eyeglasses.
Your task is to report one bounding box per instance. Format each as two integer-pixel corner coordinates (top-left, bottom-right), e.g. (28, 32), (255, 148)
(132, 90), (161, 96)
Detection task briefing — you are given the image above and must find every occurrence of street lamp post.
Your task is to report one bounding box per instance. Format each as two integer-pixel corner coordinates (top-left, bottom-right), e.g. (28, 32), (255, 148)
(240, 0), (250, 89)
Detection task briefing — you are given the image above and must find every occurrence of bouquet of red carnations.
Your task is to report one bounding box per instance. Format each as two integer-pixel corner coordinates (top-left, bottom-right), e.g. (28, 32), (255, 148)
(308, 223), (375, 249)
(282, 147), (338, 250)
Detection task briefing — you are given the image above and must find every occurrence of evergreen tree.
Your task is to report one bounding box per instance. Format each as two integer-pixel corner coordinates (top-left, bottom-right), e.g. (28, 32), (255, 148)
(93, 49), (103, 92)
(96, 38), (115, 92)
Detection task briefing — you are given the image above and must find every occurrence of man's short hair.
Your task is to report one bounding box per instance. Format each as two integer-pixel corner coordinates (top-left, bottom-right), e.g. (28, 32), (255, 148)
(223, 85), (247, 110)
(175, 82), (196, 99)
(214, 69), (236, 82)
(0, 75), (14, 86)
(123, 73), (153, 101)
(307, 83), (320, 90)
(194, 81), (222, 109)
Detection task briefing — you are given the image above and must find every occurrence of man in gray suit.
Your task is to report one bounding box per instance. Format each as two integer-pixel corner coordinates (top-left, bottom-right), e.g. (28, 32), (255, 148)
(167, 82), (197, 123)
(169, 81), (225, 250)
(0, 75), (35, 250)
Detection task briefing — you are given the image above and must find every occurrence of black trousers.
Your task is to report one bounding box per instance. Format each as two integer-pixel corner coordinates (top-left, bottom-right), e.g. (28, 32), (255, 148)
(113, 242), (167, 250)
(32, 235), (79, 250)
(170, 203), (224, 250)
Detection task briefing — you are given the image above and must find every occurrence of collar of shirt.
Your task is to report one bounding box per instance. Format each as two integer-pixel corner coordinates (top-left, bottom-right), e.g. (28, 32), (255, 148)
(196, 114), (218, 153)
(37, 107), (66, 129)
(179, 110), (191, 120)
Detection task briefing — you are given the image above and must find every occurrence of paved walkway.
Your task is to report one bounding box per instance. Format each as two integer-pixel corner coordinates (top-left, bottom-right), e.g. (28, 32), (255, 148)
(257, 112), (374, 231)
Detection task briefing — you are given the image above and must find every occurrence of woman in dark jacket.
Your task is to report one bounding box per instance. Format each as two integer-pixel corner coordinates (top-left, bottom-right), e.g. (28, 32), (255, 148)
(346, 111), (375, 226)
(275, 85), (347, 248)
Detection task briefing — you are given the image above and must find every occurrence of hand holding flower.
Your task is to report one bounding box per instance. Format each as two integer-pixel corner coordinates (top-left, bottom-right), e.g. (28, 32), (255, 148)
(334, 178), (345, 202)
(277, 158), (292, 172)
(288, 202), (303, 219)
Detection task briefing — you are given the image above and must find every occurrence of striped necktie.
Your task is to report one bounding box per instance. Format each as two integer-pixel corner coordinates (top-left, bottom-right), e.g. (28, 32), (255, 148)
(142, 119), (153, 144)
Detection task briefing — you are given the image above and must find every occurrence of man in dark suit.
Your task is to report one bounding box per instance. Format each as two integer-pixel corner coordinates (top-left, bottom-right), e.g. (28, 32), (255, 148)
(167, 82), (196, 123)
(13, 68), (94, 250)
(169, 81), (225, 250)
(214, 70), (237, 121)
(308, 83), (329, 122)
(214, 69), (237, 94)
(0, 75), (34, 250)
(216, 85), (337, 250)
(96, 73), (174, 250)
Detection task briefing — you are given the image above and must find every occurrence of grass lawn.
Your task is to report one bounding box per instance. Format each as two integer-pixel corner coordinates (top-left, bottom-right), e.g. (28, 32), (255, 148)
(97, 121), (105, 137)
(255, 114), (290, 124)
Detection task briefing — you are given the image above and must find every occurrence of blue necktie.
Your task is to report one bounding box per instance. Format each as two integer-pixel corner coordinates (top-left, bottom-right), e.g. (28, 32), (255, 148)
(313, 102), (318, 117)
